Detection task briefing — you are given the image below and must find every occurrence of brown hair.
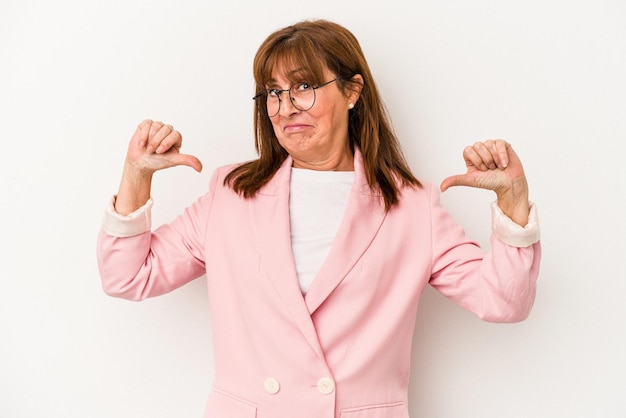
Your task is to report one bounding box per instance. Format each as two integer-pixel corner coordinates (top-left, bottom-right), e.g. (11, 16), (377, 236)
(224, 19), (420, 211)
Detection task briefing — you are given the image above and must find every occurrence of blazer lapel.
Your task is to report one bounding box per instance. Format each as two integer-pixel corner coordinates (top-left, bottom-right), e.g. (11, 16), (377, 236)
(304, 150), (387, 314)
(249, 156), (326, 361)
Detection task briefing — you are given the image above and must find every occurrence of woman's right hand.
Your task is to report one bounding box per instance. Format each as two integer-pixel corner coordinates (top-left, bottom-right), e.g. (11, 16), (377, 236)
(114, 119), (203, 215)
(126, 119), (203, 175)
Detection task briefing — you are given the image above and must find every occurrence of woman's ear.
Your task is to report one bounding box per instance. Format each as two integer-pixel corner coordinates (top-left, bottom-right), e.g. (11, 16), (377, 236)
(348, 74), (364, 105)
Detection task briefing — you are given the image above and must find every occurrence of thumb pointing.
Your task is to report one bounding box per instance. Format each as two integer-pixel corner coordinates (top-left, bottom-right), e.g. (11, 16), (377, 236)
(172, 153), (203, 173)
(440, 174), (469, 192)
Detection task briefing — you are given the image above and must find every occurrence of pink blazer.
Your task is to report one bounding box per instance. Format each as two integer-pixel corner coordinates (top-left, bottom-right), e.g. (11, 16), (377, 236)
(97, 150), (541, 418)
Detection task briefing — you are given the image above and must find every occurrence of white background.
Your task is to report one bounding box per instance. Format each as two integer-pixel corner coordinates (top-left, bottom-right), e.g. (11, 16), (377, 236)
(1, 0), (625, 417)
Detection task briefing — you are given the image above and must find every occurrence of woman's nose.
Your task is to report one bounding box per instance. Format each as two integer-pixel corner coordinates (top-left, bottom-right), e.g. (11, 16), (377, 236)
(278, 94), (299, 116)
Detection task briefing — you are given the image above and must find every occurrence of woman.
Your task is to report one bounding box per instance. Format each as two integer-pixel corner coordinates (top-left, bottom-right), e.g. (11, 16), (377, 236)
(97, 19), (540, 418)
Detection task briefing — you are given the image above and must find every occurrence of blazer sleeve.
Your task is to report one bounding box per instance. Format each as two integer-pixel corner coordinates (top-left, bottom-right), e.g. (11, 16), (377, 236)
(427, 185), (542, 323)
(95, 169), (220, 301)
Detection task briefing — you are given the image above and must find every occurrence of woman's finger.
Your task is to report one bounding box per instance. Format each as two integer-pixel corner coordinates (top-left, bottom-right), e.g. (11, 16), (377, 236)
(472, 141), (497, 170)
(463, 145), (488, 171)
(155, 128), (182, 154)
(493, 139), (509, 168)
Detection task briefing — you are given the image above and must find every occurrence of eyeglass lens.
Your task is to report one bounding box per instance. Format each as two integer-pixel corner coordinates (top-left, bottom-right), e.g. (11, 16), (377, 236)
(254, 78), (340, 117)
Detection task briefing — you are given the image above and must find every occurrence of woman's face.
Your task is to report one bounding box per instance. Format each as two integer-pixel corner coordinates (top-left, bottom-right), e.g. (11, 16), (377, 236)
(267, 65), (359, 171)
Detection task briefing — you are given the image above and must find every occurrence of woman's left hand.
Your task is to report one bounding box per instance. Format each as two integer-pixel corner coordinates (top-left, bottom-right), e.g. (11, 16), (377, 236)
(440, 139), (530, 226)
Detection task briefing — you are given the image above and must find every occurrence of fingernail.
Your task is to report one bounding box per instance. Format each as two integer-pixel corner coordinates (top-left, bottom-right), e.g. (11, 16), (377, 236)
(146, 145), (154, 154)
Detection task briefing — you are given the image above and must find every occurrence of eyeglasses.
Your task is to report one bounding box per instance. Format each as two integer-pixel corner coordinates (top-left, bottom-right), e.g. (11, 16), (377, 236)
(253, 78), (341, 117)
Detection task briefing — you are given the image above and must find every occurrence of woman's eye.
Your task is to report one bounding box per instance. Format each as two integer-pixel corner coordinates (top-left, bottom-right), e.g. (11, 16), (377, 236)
(267, 89), (281, 98)
(296, 83), (312, 91)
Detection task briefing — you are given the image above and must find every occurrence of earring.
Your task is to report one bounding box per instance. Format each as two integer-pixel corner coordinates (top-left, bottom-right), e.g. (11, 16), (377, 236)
(348, 103), (354, 109)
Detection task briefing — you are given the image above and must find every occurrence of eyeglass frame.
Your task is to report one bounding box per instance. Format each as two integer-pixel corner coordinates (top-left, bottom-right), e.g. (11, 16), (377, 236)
(252, 77), (342, 117)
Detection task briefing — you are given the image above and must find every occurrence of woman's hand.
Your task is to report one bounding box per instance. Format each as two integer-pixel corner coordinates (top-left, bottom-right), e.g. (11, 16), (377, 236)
(114, 120), (203, 215)
(126, 119), (203, 175)
(440, 140), (530, 226)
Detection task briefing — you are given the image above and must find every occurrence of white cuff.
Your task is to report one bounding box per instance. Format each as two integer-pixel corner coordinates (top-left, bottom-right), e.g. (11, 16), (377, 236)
(491, 201), (540, 247)
(100, 196), (153, 237)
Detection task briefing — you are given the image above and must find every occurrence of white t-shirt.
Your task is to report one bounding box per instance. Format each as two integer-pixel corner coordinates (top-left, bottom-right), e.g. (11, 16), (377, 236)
(289, 168), (355, 294)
